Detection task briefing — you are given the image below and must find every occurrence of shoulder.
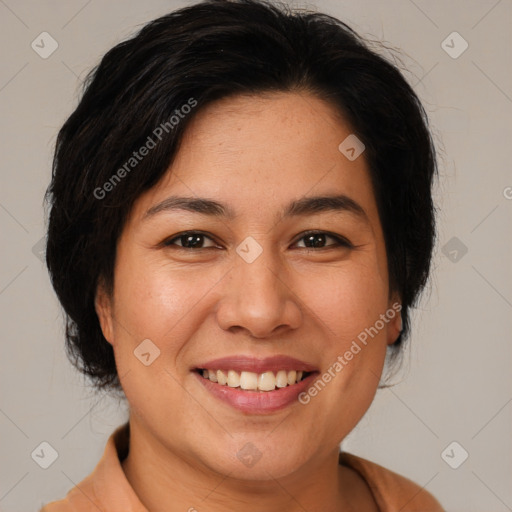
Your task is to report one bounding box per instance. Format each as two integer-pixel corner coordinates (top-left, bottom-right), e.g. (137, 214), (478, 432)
(339, 451), (444, 511)
(39, 476), (100, 511)
(40, 423), (132, 512)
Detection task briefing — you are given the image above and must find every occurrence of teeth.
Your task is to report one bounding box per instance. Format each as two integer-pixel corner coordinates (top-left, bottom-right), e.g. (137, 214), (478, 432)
(217, 369), (228, 385)
(227, 370), (240, 388)
(240, 371), (258, 390)
(258, 371), (276, 391)
(200, 369), (308, 391)
(275, 370), (288, 388)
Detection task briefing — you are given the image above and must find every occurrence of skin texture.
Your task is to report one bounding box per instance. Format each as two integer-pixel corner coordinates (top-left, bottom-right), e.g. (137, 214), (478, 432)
(95, 91), (402, 511)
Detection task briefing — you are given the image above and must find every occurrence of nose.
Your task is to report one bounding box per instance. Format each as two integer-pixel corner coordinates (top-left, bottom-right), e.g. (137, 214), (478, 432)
(215, 243), (303, 339)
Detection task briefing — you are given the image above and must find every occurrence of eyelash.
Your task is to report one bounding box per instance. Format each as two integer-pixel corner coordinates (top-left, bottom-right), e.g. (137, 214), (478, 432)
(162, 230), (354, 251)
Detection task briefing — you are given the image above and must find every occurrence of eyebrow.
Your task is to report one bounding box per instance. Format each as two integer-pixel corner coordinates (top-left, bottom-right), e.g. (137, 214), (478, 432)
(143, 194), (369, 224)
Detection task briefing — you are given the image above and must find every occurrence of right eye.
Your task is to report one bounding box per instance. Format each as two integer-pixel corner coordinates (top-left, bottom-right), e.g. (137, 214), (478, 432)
(163, 231), (221, 250)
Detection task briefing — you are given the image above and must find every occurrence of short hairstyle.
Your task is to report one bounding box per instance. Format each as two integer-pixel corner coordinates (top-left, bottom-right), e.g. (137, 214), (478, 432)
(45, 0), (438, 392)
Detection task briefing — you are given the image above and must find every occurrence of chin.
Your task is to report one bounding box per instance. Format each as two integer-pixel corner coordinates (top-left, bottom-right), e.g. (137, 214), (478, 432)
(202, 434), (312, 481)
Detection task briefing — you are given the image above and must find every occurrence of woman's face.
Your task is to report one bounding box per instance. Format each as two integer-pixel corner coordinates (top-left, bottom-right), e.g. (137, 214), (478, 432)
(96, 92), (401, 479)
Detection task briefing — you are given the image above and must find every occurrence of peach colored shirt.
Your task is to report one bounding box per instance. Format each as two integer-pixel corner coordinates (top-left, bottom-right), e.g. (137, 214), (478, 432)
(40, 423), (444, 511)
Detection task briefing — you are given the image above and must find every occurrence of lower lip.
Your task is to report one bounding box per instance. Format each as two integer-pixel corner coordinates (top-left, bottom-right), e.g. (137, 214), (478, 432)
(193, 371), (318, 414)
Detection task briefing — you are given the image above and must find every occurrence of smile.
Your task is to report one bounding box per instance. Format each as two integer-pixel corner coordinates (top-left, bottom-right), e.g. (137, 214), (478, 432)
(197, 368), (310, 392)
(193, 370), (319, 413)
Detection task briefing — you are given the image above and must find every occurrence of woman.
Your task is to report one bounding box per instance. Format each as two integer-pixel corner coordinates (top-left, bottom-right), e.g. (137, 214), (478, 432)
(41, 0), (443, 510)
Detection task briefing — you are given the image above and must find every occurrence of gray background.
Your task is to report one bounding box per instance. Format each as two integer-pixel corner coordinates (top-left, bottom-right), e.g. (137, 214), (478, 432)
(0, 0), (511, 510)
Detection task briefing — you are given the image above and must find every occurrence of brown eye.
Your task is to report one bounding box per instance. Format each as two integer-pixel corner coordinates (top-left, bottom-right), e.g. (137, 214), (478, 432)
(294, 231), (353, 250)
(164, 231), (219, 249)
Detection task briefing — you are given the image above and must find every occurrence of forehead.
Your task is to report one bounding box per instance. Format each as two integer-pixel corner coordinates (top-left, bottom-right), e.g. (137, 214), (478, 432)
(129, 92), (379, 228)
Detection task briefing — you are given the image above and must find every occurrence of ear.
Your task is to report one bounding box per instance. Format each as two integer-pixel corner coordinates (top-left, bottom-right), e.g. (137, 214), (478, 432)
(95, 278), (115, 346)
(386, 293), (402, 346)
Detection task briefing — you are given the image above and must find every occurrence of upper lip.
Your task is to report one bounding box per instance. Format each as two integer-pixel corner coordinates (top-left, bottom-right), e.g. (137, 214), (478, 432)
(195, 355), (319, 374)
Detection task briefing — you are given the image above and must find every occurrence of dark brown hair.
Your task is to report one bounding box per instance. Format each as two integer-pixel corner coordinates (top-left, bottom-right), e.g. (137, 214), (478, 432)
(45, 0), (438, 392)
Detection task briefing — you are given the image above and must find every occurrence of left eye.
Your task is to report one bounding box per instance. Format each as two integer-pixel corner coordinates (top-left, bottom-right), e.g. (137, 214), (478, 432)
(293, 231), (352, 250)
(163, 230), (352, 250)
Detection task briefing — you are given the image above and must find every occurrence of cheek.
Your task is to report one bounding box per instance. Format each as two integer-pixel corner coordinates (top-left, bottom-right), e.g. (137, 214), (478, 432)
(298, 262), (389, 432)
(110, 256), (226, 365)
(305, 261), (388, 342)
(108, 260), (222, 424)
